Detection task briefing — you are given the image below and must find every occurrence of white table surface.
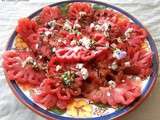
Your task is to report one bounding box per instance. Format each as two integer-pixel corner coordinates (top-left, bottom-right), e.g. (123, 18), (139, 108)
(0, 0), (160, 120)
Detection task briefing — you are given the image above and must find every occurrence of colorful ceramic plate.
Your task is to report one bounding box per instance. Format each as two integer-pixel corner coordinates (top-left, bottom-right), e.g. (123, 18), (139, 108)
(5, 0), (159, 120)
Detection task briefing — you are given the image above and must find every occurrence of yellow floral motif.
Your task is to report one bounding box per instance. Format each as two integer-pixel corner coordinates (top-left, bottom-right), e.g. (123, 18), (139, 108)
(66, 99), (93, 117)
(15, 35), (28, 49)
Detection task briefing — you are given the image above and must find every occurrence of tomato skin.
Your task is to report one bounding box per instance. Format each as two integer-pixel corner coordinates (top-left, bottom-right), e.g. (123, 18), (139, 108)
(39, 6), (61, 25)
(16, 18), (38, 39)
(3, 51), (45, 86)
(68, 2), (93, 20)
(86, 80), (141, 106)
(56, 88), (71, 100)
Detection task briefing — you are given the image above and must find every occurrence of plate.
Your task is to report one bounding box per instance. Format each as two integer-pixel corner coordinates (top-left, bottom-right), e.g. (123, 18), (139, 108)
(5, 0), (159, 120)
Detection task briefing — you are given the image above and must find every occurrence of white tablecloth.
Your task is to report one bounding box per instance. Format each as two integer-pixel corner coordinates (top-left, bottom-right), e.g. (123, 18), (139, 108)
(0, 0), (160, 120)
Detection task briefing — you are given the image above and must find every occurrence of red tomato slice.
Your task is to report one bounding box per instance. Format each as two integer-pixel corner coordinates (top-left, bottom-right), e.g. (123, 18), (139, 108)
(39, 6), (61, 25)
(3, 51), (45, 86)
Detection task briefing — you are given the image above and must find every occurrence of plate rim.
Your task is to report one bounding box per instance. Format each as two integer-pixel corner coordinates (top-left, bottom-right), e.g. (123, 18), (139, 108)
(5, 0), (159, 120)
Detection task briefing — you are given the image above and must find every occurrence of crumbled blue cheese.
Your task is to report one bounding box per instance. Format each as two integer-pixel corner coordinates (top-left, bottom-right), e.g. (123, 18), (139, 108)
(76, 63), (88, 80)
(90, 23), (95, 29)
(79, 11), (86, 16)
(110, 43), (117, 48)
(124, 61), (131, 67)
(22, 56), (33, 67)
(58, 39), (62, 43)
(121, 80), (125, 83)
(70, 39), (77, 46)
(113, 49), (127, 60)
(80, 67), (89, 80)
(76, 63), (84, 69)
(101, 22), (110, 31)
(38, 55), (43, 59)
(95, 22), (111, 32)
(47, 20), (56, 30)
(79, 37), (92, 49)
(107, 92), (111, 97)
(73, 20), (81, 29)
(105, 42), (109, 48)
(108, 61), (118, 70)
(108, 80), (116, 88)
(51, 47), (56, 53)
(35, 44), (39, 49)
(63, 20), (72, 30)
(124, 28), (133, 38)
(56, 65), (62, 71)
(44, 31), (52, 37)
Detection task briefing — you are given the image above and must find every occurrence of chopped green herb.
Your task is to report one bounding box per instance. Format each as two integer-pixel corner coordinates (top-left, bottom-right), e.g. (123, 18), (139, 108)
(50, 107), (65, 115)
(61, 71), (76, 86)
(93, 4), (106, 10)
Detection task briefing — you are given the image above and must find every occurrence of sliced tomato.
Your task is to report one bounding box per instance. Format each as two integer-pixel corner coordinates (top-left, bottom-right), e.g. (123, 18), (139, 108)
(127, 24), (147, 46)
(56, 88), (71, 100)
(39, 6), (61, 25)
(16, 18), (38, 39)
(86, 80), (141, 106)
(94, 9), (119, 23)
(3, 51), (45, 86)
(68, 2), (93, 20)
(32, 92), (58, 109)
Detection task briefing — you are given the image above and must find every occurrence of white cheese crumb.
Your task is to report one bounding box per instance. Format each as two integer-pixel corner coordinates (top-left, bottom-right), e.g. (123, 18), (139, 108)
(95, 22), (110, 32)
(51, 47), (56, 53)
(124, 28), (133, 38)
(107, 92), (111, 97)
(47, 20), (56, 30)
(109, 61), (118, 70)
(44, 31), (52, 37)
(80, 67), (89, 80)
(113, 49), (127, 60)
(39, 55), (43, 59)
(124, 61), (131, 67)
(79, 11), (86, 16)
(76, 63), (84, 69)
(70, 39), (77, 46)
(63, 20), (72, 30)
(79, 37), (92, 49)
(101, 22), (110, 31)
(105, 42), (109, 48)
(56, 65), (62, 71)
(108, 80), (116, 88)
(110, 43), (117, 48)
(35, 44), (39, 49)
(90, 23), (95, 29)
(73, 20), (81, 29)
(58, 39), (62, 43)
(22, 56), (33, 67)
(121, 80), (125, 83)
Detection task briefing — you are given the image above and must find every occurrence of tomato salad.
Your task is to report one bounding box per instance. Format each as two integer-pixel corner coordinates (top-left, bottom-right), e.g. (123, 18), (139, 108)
(3, 2), (152, 111)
